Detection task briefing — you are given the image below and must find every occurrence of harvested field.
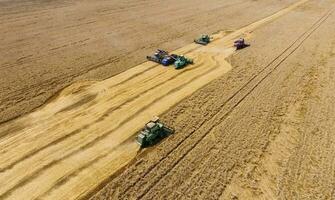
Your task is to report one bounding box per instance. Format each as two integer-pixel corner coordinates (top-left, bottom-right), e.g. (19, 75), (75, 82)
(0, 0), (298, 123)
(1, 0), (335, 200)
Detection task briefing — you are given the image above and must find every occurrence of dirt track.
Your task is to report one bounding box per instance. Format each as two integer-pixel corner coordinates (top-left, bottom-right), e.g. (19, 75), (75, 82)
(1, 0), (335, 200)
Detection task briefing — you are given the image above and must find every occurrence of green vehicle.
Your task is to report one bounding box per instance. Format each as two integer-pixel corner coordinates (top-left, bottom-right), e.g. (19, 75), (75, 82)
(174, 55), (193, 69)
(136, 117), (175, 148)
(194, 34), (211, 45)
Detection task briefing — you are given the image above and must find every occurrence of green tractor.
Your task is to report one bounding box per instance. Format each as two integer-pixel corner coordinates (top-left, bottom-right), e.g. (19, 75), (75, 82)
(194, 34), (211, 45)
(136, 117), (175, 148)
(174, 55), (193, 69)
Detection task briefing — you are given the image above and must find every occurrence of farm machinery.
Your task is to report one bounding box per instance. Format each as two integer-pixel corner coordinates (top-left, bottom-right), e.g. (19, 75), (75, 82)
(234, 38), (249, 50)
(136, 117), (174, 148)
(147, 49), (193, 69)
(174, 55), (193, 69)
(194, 34), (211, 45)
(146, 49), (177, 66)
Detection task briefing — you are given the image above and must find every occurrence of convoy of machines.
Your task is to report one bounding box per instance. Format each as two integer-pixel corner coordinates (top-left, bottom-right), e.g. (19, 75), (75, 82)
(139, 36), (249, 147)
(146, 49), (193, 69)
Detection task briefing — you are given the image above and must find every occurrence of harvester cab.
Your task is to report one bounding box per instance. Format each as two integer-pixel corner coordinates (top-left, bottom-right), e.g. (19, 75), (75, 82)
(194, 34), (211, 45)
(136, 117), (174, 148)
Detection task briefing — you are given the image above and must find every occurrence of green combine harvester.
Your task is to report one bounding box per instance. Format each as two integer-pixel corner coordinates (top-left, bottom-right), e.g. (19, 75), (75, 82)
(194, 34), (211, 45)
(174, 55), (193, 69)
(136, 117), (175, 148)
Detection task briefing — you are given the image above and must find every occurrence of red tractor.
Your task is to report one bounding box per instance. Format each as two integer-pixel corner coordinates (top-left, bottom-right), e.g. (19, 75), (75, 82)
(234, 38), (249, 50)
